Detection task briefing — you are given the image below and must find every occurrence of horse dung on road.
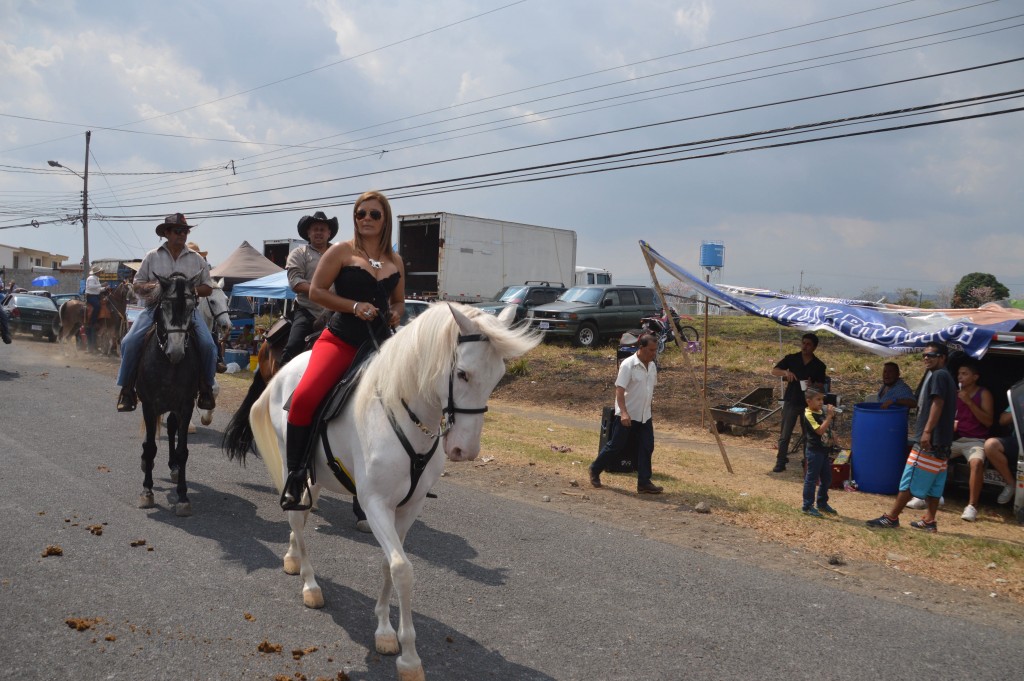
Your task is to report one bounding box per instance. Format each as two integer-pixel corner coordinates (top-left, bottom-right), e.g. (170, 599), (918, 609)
(135, 273), (204, 517)
(229, 303), (539, 681)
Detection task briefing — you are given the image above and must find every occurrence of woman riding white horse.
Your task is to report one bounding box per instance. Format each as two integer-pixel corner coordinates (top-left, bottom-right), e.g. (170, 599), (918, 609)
(245, 301), (539, 681)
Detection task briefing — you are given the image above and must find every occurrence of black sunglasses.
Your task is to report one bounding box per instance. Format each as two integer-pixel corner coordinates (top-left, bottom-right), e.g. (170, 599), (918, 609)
(922, 352), (941, 359)
(355, 209), (383, 221)
(170, 226), (190, 235)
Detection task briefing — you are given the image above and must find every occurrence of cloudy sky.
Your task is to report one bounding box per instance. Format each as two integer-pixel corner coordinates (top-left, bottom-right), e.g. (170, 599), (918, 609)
(2, 0), (1022, 299)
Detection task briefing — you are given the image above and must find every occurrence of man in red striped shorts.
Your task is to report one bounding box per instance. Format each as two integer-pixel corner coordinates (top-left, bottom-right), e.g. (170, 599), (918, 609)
(867, 342), (957, 532)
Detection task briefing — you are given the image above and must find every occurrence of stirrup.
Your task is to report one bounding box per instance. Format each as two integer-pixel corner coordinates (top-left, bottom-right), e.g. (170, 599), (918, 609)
(117, 388), (137, 413)
(280, 470), (312, 511)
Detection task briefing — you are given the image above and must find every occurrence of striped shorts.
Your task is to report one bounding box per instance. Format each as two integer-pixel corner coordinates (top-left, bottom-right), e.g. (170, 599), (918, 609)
(898, 445), (948, 499)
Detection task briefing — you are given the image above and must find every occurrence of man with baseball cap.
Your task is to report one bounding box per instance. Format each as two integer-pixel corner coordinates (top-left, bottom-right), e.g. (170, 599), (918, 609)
(115, 213), (219, 413)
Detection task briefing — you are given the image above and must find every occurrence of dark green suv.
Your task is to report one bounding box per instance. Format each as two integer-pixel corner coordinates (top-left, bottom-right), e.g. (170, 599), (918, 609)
(472, 281), (566, 324)
(528, 285), (659, 347)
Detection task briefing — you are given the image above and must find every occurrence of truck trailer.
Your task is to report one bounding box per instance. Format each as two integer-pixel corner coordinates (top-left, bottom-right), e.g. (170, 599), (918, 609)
(397, 212), (577, 302)
(263, 238), (305, 269)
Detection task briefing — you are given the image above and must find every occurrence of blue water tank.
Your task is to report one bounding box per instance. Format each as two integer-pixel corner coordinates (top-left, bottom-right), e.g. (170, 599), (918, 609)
(699, 242), (724, 268)
(851, 403), (909, 494)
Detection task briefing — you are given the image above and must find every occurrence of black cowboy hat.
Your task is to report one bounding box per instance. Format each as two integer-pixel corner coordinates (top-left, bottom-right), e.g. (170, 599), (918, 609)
(155, 213), (192, 238)
(296, 211), (339, 241)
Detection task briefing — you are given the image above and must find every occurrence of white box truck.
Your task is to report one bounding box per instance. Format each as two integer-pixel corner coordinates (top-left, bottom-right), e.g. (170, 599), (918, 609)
(397, 212), (577, 301)
(574, 266), (612, 286)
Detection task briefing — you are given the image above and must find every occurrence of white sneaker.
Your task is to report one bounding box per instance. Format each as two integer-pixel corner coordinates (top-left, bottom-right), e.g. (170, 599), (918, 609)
(961, 504), (978, 522)
(997, 484), (1015, 505)
(906, 497), (926, 510)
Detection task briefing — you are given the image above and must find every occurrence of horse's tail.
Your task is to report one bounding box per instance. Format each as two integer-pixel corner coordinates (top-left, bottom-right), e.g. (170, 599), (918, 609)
(249, 384), (284, 494)
(221, 370), (268, 462)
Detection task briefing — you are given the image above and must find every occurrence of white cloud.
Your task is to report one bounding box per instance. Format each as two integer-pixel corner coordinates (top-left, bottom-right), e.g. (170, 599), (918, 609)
(673, 1), (712, 44)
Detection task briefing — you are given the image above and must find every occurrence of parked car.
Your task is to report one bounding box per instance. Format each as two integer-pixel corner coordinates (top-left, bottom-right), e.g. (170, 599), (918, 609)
(400, 299), (431, 328)
(473, 281), (566, 324)
(528, 285), (660, 347)
(2, 292), (58, 342)
(51, 292), (82, 307)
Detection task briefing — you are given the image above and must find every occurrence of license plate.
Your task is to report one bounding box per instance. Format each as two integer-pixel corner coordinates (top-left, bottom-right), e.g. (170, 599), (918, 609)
(31, 324), (42, 331)
(538, 321), (550, 329)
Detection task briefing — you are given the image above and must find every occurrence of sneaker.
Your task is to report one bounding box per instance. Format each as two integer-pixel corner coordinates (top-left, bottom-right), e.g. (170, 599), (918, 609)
(866, 514), (900, 529)
(961, 504), (978, 522)
(817, 503), (838, 515)
(997, 484), (1015, 505)
(905, 497), (927, 510)
(803, 507), (823, 518)
(771, 464), (786, 473)
(588, 466), (602, 489)
(910, 518), (938, 533)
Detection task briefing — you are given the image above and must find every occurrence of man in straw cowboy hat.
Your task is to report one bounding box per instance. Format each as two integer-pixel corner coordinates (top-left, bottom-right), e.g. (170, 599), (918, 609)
(84, 264), (104, 352)
(281, 210), (337, 364)
(115, 213), (219, 413)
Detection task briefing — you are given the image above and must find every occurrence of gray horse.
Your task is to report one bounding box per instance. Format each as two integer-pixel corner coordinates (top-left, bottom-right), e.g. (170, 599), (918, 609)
(135, 273), (202, 516)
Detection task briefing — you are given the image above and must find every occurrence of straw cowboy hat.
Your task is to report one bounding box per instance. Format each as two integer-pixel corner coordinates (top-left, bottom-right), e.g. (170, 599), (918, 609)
(88, 264), (104, 276)
(296, 210), (339, 241)
(155, 213), (192, 238)
(186, 241), (209, 259)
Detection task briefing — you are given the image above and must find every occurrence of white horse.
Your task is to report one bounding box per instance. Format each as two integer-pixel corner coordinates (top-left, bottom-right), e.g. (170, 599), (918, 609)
(152, 285), (230, 437)
(242, 303), (538, 681)
(194, 285), (230, 427)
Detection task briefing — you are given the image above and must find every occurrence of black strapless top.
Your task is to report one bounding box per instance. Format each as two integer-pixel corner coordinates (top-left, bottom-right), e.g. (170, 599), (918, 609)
(327, 266), (401, 347)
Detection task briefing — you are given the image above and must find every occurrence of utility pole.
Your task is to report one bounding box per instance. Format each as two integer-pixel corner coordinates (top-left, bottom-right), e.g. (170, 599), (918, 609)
(82, 130), (91, 277)
(798, 269), (803, 295)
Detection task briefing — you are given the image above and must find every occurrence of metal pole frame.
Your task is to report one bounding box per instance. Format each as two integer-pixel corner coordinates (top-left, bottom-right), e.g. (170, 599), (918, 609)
(641, 243), (733, 474)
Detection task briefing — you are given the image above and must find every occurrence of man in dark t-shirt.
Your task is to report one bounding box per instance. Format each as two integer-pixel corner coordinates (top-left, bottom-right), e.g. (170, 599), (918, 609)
(867, 341), (957, 532)
(770, 332), (828, 473)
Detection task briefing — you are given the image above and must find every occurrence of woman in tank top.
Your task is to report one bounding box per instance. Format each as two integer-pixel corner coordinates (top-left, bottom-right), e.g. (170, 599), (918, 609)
(280, 190), (406, 510)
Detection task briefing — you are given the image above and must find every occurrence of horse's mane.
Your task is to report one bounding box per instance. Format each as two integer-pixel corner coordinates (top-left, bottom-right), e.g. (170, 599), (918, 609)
(355, 302), (541, 416)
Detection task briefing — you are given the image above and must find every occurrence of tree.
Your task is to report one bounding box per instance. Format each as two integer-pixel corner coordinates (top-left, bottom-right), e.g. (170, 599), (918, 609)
(894, 287), (920, 306)
(952, 273), (1010, 307)
(933, 285), (953, 308)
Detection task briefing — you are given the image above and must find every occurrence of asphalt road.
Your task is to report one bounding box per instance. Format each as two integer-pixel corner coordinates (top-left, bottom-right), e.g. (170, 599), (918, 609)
(1, 338), (1022, 681)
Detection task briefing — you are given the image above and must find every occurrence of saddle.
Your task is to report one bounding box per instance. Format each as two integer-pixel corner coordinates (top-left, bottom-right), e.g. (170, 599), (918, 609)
(286, 338), (439, 508)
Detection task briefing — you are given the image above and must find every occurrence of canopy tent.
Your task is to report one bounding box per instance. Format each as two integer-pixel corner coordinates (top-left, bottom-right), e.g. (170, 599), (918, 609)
(230, 270), (295, 299)
(640, 240), (1024, 359)
(210, 241), (282, 289)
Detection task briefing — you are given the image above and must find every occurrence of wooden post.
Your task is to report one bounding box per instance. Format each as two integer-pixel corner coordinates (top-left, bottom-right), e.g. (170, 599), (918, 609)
(643, 248), (733, 474)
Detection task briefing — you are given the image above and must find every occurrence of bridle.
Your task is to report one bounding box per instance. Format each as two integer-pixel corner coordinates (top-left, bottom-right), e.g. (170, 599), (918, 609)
(374, 321), (491, 507)
(155, 278), (197, 354)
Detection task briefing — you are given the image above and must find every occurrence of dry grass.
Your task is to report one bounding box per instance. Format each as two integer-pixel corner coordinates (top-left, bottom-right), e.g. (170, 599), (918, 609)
(487, 316), (1024, 604)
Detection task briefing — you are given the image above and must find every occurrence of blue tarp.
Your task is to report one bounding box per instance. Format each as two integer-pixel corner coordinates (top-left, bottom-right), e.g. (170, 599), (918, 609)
(229, 271), (294, 300)
(641, 240), (1024, 359)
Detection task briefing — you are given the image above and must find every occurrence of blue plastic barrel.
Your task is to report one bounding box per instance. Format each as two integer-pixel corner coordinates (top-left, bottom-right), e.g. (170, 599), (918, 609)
(224, 348), (248, 368)
(851, 403), (909, 495)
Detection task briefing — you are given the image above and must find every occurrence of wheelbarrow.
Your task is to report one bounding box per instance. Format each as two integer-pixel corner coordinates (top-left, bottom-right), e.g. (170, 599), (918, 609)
(709, 386), (780, 433)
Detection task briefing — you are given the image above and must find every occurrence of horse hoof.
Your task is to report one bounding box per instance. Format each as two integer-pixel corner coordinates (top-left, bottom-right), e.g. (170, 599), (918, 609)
(302, 588), (324, 609)
(200, 412), (212, 426)
(138, 492), (155, 509)
(175, 502), (192, 517)
(169, 468), (179, 484)
(283, 555), (300, 575)
(397, 666), (425, 681)
(376, 633), (400, 656)
(188, 422), (197, 434)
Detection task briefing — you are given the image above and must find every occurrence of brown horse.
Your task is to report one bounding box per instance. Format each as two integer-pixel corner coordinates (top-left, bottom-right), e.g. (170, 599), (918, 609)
(55, 281), (133, 355)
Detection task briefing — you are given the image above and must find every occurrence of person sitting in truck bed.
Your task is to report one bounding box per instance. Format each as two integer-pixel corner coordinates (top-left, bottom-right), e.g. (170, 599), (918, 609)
(981, 406), (1018, 507)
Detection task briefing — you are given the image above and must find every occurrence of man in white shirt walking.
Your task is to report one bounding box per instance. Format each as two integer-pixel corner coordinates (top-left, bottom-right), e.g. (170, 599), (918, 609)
(589, 333), (662, 494)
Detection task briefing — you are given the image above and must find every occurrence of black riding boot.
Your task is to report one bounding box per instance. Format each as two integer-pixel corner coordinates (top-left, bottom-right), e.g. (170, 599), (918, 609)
(281, 423), (313, 511)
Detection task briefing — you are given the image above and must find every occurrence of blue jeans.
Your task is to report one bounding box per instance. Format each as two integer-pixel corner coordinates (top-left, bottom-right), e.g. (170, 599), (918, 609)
(117, 307), (217, 387)
(802, 445), (833, 509)
(592, 416), (656, 485)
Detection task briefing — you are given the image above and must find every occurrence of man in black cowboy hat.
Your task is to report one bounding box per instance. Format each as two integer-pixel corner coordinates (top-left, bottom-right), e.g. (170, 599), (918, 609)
(280, 210), (337, 364)
(115, 213), (220, 413)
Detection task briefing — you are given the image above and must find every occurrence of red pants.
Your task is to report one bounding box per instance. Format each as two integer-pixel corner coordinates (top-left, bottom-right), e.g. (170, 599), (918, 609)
(287, 329), (357, 427)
